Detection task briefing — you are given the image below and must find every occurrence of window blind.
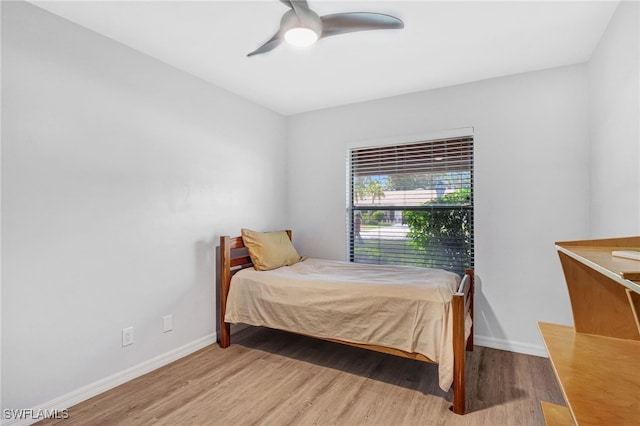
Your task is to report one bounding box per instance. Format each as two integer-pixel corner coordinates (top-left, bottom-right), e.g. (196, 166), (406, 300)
(349, 136), (474, 275)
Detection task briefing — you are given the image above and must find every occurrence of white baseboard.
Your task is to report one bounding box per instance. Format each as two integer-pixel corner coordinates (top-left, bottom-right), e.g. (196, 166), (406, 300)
(474, 335), (548, 358)
(2, 333), (217, 426)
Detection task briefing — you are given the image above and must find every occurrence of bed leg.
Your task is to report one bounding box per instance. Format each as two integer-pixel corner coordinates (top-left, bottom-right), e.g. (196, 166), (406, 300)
(451, 292), (466, 415)
(219, 322), (230, 348)
(451, 358), (466, 414)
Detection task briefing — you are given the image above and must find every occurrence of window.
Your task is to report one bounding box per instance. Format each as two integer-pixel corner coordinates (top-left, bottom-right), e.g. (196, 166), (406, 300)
(349, 136), (474, 275)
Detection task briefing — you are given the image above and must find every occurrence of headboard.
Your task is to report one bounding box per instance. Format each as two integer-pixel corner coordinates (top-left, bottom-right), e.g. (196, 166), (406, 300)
(218, 230), (292, 347)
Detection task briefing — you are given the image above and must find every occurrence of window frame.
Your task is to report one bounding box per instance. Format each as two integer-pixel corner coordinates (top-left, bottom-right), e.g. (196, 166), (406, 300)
(347, 131), (474, 275)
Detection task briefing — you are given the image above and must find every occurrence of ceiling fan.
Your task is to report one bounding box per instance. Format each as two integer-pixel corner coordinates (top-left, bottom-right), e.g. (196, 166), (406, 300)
(248, 0), (404, 57)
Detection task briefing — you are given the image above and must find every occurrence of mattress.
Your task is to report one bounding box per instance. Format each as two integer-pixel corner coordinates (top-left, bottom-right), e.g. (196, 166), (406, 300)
(224, 257), (470, 390)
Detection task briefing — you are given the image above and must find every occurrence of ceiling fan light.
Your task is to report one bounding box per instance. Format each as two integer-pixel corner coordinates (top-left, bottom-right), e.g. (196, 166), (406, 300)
(284, 27), (319, 47)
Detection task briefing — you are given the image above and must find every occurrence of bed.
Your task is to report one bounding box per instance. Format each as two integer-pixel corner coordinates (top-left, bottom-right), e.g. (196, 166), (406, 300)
(218, 230), (474, 415)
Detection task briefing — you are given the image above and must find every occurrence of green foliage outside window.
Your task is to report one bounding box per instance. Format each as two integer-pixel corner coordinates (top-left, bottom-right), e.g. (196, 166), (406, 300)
(403, 188), (472, 274)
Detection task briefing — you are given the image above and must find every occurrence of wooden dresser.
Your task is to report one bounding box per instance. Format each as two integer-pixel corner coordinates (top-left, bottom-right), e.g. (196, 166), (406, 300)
(539, 236), (640, 426)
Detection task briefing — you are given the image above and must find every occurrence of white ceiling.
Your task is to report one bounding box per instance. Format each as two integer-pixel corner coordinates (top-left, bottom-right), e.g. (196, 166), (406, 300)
(30, 0), (620, 115)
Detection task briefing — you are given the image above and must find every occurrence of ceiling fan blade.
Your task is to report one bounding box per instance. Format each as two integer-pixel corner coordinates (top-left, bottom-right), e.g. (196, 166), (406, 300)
(320, 12), (404, 38)
(247, 31), (283, 57)
(281, 0), (311, 13)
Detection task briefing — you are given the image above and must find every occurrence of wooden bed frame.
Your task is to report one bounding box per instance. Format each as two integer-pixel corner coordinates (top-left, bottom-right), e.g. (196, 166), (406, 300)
(218, 231), (474, 415)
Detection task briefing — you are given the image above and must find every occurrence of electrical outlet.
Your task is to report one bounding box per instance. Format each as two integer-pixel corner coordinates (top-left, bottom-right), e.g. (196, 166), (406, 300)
(163, 315), (173, 333)
(122, 326), (134, 347)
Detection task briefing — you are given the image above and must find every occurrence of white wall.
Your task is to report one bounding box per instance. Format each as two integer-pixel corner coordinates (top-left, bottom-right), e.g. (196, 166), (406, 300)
(287, 65), (590, 355)
(588, 0), (640, 237)
(2, 1), (287, 413)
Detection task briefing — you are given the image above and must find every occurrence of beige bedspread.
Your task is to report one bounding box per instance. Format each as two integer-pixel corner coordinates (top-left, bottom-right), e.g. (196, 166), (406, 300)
(224, 258), (470, 391)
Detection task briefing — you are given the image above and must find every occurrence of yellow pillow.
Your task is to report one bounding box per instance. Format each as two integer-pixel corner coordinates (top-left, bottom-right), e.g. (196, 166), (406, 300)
(241, 229), (304, 271)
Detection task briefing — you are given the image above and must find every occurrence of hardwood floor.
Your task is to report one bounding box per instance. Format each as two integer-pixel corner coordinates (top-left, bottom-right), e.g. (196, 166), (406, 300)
(39, 327), (564, 425)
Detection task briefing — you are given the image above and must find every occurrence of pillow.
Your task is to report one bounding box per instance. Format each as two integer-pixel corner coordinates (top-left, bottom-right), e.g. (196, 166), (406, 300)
(241, 228), (304, 271)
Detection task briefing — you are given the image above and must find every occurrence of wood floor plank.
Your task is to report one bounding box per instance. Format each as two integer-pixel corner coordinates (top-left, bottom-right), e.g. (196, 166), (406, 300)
(38, 326), (564, 426)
